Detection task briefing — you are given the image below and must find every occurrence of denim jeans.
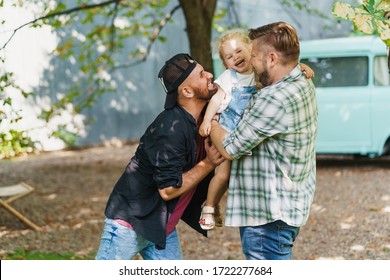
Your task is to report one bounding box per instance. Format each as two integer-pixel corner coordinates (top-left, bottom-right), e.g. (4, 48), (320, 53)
(95, 218), (183, 260)
(239, 220), (300, 260)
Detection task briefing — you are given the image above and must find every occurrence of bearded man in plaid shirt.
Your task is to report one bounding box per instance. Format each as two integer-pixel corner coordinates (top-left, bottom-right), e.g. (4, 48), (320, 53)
(210, 22), (318, 260)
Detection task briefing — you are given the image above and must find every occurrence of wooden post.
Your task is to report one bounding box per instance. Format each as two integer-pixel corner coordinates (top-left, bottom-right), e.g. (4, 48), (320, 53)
(0, 200), (41, 231)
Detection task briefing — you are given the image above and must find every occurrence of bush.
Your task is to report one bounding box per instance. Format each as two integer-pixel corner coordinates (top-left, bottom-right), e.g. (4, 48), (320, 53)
(0, 129), (35, 159)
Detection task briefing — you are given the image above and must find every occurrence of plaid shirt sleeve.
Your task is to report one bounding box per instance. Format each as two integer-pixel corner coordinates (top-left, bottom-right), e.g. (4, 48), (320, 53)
(223, 88), (290, 159)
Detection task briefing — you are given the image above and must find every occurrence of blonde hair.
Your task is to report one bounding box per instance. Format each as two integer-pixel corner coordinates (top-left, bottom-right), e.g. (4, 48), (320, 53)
(216, 29), (251, 68)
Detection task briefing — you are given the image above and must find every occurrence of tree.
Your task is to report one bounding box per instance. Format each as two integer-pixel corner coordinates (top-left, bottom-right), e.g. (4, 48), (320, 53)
(0, 0), (326, 158)
(332, 0), (390, 69)
(180, 0), (217, 72)
(1, 0), (219, 157)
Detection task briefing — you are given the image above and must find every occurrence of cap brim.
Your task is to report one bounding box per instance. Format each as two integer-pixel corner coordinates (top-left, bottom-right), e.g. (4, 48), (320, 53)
(164, 90), (178, 109)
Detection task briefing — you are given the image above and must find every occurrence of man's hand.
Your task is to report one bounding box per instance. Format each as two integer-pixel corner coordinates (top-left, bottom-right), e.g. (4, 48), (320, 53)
(209, 120), (234, 160)
(204, 137), (225, 167)
(159, 137), (224, 201)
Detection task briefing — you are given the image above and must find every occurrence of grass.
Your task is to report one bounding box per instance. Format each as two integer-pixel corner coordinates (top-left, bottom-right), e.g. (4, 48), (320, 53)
(2, 249), (95, 260)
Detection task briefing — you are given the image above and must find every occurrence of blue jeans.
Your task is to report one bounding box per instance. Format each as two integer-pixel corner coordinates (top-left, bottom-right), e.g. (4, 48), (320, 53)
(95, 218), (183, 260)
(239, 220), (300, 260)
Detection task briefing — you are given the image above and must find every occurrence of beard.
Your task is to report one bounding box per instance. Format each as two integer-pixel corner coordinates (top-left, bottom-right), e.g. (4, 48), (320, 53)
(257, 58), (271, 86)
(208, 82), (219, 96)
(258, 69), (271, 87)
(193, 82), (218, 101)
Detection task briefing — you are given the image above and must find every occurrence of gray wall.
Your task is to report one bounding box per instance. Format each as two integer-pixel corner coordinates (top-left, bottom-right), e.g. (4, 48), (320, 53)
(215, 0), (357, 40)
(35, 0), (357, 148)
(78, 13), (190, 146)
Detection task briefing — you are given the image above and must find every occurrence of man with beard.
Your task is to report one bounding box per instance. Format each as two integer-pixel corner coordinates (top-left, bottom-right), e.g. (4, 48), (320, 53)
(210, 22), (318, 260)
(96, 53), (224, 260)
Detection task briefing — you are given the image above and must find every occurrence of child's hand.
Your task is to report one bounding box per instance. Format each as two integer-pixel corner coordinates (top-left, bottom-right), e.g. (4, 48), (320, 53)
(199, 121), (211, 137)
(300, 63), (315, 79)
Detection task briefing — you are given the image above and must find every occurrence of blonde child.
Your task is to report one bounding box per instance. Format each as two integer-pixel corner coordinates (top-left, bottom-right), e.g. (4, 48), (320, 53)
(198, 29), (255, 230)
(199, 29), (314, 230)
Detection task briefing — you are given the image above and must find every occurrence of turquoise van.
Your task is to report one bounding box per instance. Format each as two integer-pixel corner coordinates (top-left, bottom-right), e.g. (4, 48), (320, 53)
(299, 36), (390, 157)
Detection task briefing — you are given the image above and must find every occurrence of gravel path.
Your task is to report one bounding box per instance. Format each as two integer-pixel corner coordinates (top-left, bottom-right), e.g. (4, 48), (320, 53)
(1, 144), (389, 260)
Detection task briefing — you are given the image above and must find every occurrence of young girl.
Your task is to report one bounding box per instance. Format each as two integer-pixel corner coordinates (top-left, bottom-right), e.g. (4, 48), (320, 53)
(198, 29), (314, 230)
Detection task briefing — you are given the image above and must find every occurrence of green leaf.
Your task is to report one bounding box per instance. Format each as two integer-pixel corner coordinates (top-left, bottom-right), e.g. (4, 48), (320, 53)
(157, 36), (167, 42)
(364, 0), (377, 14)
(53, 2), (67, 13)
(4, 97), (12, 106)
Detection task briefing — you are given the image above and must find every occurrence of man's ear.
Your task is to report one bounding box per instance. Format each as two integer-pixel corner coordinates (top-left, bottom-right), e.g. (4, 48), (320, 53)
(268, 52), (279, 67)
(181, 86), (194, 98)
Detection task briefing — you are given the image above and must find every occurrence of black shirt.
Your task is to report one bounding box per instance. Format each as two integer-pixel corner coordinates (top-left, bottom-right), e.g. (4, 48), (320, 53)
(104, 105), (211, 249)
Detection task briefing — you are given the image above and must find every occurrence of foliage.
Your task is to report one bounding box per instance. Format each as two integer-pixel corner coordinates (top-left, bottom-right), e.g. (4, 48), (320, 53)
(0, 129), (35, 159)
(332, 0), (390, 46)
(0, 68), (35, 158)
(1, 0), (175, 156)
(0, 0), (332, 158)
(2, 248), (94, 260)
(21, 0), (172, 121)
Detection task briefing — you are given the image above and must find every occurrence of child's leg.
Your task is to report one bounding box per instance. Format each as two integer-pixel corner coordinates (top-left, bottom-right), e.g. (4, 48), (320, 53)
(199, 160), (231, 230)
(205, 160), (231, 207)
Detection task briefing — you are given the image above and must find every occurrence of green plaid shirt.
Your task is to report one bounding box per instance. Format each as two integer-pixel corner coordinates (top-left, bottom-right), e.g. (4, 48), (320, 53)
(222, 65), (318, 227)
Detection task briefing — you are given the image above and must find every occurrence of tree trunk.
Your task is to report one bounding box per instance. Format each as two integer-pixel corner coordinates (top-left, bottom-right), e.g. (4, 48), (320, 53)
(386, 12), (390, 73)
(387, 47), (389, 73)
(179, 0), (217, 73)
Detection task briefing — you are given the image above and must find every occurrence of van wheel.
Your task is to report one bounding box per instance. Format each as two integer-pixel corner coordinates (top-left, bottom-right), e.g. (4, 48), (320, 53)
(383, 138), (390, 155)
(352, 153), (377, 159)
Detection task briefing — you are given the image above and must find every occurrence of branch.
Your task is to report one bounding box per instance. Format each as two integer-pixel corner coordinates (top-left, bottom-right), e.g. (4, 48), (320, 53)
(111, 4), (181, 71)
(279, 2), (302, 29)
(109, 1), (120, 53)
(1, 0), (121, 51)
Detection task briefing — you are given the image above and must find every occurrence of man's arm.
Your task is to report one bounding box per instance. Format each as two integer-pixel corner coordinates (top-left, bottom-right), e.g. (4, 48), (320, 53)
(158, 137), (224, 201)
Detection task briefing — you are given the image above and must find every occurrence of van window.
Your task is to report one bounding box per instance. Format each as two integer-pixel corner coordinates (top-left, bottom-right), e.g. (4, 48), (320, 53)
(374, 56), (390, 86)
(300, 56), (369, 87)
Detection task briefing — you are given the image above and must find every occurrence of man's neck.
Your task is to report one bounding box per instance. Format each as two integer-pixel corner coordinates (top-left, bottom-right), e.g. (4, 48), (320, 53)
(270, 63), (297, 84)
(181, 101), (207, 123)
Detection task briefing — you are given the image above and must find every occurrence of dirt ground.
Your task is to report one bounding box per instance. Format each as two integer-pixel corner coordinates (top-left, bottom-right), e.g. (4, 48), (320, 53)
(1, 143), (390, 260)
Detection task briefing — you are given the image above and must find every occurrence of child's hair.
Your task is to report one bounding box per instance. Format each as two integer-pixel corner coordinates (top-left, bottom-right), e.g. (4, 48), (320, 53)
(216, 29), (251, 67)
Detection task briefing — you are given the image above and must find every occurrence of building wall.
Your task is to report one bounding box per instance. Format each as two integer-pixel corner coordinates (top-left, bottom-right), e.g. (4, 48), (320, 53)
(216, 0), (356, 40)
(1, 0), (357, 150)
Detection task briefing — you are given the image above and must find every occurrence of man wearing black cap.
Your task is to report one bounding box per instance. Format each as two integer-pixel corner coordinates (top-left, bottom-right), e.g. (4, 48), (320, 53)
(96, 53), (224, 260)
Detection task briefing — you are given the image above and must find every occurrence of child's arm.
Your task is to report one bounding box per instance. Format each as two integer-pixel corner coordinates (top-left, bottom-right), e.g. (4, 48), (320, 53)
(300, 63), (315, 79)
(199, 87), (226, 137)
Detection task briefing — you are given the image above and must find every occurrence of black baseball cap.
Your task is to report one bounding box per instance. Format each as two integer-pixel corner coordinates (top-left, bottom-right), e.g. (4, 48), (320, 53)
(158, 53), (197, 109)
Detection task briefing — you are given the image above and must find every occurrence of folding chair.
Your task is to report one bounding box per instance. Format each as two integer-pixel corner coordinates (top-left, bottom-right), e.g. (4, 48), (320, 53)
(0, 182), (41, 231)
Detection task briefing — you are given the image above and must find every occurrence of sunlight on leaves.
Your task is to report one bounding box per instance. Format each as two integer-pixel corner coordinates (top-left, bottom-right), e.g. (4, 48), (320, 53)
(332, 2), (356, 21)
(333, 0), (390, 46)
